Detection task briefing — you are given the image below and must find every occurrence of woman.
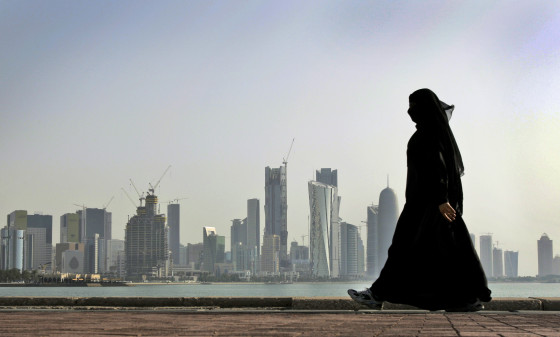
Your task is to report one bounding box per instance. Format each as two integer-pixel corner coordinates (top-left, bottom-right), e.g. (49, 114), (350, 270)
(348, 88), (491, 311)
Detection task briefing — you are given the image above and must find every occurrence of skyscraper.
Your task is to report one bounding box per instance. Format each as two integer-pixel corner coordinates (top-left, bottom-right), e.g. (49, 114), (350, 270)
(167, 203), (180, 266)
(55, 242), (85, 273)
(377, 186), (398, 269)
(26, 213), (52, 271)
(7, 210), (27, 230)
(492, 246), (503, 278)
(106, 239), (125, 276)
(246, 198), (260, 274)
(553, 255), (560, 275)
(366, 205), (379, 277)
(316, 168), (338, 187)
(504, 250), (518, 277)
(308, 181), (340, 278)
(1, 227), (24, 271)
(202, 227), (225, 273)
(230, 219), (247, 271)
(125, 194), (169, 280)
(77, 208), (112, 243)
(340, 222), (359, 277)
(261, 234), (280, 273)
(27, 214), (52, 246)
(25, 227), (48, 271)
(479, 234), (493, 277)
(538, 233), (553, 277)
(186, 243), (204, 269)
(264, 166), (288, 268)
(60, 213), (80, 243)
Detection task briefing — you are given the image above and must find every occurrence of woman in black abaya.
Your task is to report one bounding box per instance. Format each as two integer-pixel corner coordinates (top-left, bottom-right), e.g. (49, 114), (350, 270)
(348, 88), (491, 311)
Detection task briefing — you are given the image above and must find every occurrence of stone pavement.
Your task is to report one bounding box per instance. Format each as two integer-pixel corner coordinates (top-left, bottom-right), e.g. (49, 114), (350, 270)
(1, 310), (560, 336)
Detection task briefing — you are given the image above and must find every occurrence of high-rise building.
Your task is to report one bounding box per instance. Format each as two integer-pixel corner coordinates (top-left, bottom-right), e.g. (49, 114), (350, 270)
(60, 213), (80, 243)
(202, 227), (225, 273)
(308, 181), (340, 278)
(167, 203), (180, 266)
(26, 213), (52, 271)
(504, 250), (519, 277)
(85, 233), (101, 274)
(125, 194), (169, 280)
(106, 239), (125, 276)
(186, 243), (203, 269)
(470, 233), (476, 248)
(377, 186), (398, 270)
(77, 208), (112, 242)
(25, 227), (48, 271)
(261, 234), (280, 274)
(265, 166), (288, 268)
(178, 244), (187, 266)
(357, 235), (365, 276)
(340, 222), (359, 277)
(290, 240), (310, 276)
(479, 234), (493, 277)
(492, 247), (503, 277)
(316, 168), (338, 187)
(538, 233), (553, 277)
(4, 211), (27, 271)
(55, 242), (85, 273)
(27, 214), (52, 246)
(553, 255), (560, 275)
(230, 219), (248, 271)
(7, 210), (27, 230)
(366, 205), (379, 277)
(1, 227), (25, 271)
(246, 198), (260, 274)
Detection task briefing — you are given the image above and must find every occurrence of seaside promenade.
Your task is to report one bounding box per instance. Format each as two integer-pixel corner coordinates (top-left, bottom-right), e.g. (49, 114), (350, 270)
(1, 297), (559, 336)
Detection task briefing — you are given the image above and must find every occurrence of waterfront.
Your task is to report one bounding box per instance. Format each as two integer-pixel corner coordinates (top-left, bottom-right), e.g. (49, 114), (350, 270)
(0, 282), (558, 298)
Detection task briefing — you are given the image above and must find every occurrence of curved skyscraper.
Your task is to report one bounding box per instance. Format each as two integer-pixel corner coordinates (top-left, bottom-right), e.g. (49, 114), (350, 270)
(308, 181), (340, 278)
(377, 186), (399, 270)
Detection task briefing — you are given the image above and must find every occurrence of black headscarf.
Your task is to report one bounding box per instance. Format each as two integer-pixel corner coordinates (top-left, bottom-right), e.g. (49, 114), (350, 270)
(407, 88), (464, 180)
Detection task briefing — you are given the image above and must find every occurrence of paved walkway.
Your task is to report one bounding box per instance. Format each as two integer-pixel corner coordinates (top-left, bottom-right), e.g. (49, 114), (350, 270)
(1, 310), (560, 336)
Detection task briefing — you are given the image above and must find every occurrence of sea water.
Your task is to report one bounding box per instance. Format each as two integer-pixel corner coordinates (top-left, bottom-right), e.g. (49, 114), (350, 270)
(0, 282), (558, 298)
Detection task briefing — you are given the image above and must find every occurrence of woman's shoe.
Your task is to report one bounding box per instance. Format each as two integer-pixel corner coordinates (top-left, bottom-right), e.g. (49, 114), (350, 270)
(347, 288), (383, 310)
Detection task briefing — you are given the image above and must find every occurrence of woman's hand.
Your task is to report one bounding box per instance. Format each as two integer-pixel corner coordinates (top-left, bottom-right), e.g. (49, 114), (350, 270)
(439, 202), (456, 222)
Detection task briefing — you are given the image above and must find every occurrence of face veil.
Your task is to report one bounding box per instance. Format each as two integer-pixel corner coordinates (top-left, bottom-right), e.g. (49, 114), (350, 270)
(408, 88), (464, 179)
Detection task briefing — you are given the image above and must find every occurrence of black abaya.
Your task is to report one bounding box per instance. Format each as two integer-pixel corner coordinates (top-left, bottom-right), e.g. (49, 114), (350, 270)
(370, 127), (492, 311)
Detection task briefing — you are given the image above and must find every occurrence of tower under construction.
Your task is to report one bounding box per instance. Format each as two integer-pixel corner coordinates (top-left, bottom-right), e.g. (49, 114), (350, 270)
(125, 193), (169, 280)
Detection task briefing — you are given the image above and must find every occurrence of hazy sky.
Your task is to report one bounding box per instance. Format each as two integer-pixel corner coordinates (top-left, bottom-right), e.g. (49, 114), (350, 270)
(1, 1), (559, 276)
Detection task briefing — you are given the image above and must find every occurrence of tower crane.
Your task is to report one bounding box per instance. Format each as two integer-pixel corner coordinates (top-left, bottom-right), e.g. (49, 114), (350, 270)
(121, 188), (138, 208)
(129, 179), (144, 206)
(149, 165), (171, 195)
(103, 195), (115, 210)
(283, 138), (295, 166)
(165, 197), (189, 204)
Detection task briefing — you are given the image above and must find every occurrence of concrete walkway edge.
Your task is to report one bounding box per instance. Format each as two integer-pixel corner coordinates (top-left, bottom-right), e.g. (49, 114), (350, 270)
(0, 297), (558, 311)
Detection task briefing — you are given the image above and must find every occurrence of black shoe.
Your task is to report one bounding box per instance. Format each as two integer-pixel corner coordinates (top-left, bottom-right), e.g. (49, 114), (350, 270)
(347, 288), (383, 310)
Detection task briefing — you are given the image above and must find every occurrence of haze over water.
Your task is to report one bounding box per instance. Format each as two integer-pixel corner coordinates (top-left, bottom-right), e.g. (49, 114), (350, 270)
(1, 1), (559, 277)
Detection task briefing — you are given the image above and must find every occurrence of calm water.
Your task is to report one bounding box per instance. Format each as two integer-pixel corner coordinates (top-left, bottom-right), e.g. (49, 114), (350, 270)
(0, 282), (558, 298)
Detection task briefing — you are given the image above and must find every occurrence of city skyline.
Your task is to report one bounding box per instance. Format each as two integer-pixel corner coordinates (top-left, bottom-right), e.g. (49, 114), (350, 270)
(2, 1), (560, 277)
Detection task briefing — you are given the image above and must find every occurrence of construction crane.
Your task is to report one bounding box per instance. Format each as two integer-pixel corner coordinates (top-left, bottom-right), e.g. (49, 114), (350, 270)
(121, 188), (138, 208)
(129, 179), (145, 206)
(165, 197), (189, 205)
(73, 203), (86, 211)
(103, 195), (115, 210)
(283, 138), (295, 166)
(149, 165), (171, 195)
